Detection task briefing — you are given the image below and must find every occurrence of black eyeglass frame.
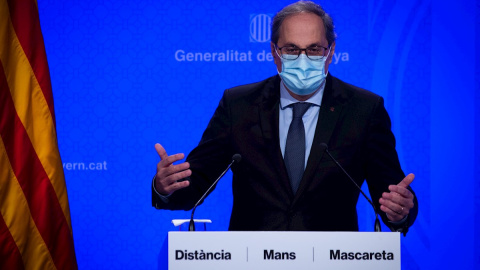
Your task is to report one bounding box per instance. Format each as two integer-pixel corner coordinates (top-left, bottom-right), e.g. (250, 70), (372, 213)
(275, 45), (331, 61)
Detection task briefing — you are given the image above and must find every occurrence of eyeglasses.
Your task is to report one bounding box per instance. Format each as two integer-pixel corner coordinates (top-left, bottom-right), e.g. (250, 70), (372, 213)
(275, 45), (330, 61)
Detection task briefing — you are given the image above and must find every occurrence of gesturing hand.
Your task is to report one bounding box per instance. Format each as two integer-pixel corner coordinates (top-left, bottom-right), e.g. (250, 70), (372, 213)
(154, 143), (191, 196)
(379, 173), (415, 222)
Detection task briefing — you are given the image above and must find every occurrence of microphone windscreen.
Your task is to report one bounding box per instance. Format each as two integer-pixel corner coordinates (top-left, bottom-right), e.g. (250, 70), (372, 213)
(319, 143), (328, 151)
(232, 154), (242, 163)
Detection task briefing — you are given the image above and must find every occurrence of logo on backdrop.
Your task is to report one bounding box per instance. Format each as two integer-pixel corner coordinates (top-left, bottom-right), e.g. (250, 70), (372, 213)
(249, 14), (272, 43)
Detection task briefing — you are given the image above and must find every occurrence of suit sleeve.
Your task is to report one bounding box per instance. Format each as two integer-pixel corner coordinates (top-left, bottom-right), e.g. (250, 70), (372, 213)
(152, 90), (234, 210)
(364, 97), (418, 234)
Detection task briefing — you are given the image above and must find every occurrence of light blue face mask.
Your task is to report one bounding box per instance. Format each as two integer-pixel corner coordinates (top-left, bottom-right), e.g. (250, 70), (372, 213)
(277, 50), (330, 96)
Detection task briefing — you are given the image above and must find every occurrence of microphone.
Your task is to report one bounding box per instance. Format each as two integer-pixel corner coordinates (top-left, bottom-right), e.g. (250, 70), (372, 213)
(189, 154), (242, 231)
(319, 143), (382, 232)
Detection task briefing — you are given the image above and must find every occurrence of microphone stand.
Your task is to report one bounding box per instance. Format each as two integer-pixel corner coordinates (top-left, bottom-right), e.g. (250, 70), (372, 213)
(189, 154), (241, 231)
(320, 143), (382, 232)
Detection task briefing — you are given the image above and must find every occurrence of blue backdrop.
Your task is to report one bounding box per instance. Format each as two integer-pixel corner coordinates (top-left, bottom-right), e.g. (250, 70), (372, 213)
(37, 0), (479, 269)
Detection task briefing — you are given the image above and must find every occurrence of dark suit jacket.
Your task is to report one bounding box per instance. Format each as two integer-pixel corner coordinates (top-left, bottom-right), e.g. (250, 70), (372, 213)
(153, 74), (418, 232)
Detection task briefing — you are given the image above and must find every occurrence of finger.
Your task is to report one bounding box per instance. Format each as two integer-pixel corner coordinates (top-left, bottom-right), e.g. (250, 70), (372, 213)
(388, 185), (414, 199)
(379, 197), (406, 215)
(164, 180), (190, 195)
(158, 162), (190, 179)
(380, 205), (400, 218)
(379, 202), (405, 222)
(381, 192), (414, 210)
(158, 153), (185, 168)
(157, 167), (191, 185)
(155, 143), (168, 160)
(397, 173), (415, 188)
(156, 169), (192, 193)
(381, 206), (403, 222)
(381, 192), (404, 205)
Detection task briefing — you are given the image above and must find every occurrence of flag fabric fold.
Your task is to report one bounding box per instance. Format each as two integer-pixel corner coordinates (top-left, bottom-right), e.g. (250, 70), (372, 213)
(0, 0), (77, 269)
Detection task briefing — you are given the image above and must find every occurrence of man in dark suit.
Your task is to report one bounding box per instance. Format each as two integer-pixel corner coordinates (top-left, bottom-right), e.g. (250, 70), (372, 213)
(152, 1), (417, 233)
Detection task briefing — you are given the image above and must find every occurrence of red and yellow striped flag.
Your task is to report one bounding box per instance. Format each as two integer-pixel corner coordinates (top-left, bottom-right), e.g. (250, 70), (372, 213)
(0, 0), (77, 269)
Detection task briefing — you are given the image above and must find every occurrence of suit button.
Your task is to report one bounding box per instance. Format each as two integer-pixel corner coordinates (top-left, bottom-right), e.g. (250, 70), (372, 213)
(287, 212), (297, 230)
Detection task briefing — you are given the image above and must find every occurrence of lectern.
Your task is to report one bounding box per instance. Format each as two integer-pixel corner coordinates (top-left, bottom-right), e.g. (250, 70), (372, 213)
(166, 231), (400, 270)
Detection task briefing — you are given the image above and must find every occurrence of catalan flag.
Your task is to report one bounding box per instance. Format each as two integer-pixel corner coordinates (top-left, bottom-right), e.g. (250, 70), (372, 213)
(0, 0), (77, 269)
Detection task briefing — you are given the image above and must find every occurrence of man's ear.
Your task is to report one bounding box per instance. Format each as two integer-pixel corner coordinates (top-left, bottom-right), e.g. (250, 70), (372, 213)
(271, 42), (282, 72)
(327, 42), (336, 65)
(324, 42), (336, 73)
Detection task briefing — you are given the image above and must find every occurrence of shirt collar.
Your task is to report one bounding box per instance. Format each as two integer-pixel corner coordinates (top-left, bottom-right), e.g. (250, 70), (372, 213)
(279, 79), (325, 110)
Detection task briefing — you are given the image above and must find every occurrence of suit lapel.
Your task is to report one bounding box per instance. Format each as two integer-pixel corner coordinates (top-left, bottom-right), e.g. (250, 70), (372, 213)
(294, 75), (345, 202)
(258, 76), (293, 196)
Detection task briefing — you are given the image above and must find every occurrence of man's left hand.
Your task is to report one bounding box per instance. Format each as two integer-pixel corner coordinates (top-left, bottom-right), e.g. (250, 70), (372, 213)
(379, 173), (415, 222)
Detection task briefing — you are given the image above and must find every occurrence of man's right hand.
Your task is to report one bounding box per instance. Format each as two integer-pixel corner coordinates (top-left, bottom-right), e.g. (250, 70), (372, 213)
(154, 143), (191, 196)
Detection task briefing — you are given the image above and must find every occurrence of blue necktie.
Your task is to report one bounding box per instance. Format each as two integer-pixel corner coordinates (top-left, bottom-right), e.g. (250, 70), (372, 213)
(284, 102), (311, 194)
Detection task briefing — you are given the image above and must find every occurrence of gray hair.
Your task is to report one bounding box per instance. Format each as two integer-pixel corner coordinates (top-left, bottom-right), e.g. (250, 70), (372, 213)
(271, 1), (337, 46)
